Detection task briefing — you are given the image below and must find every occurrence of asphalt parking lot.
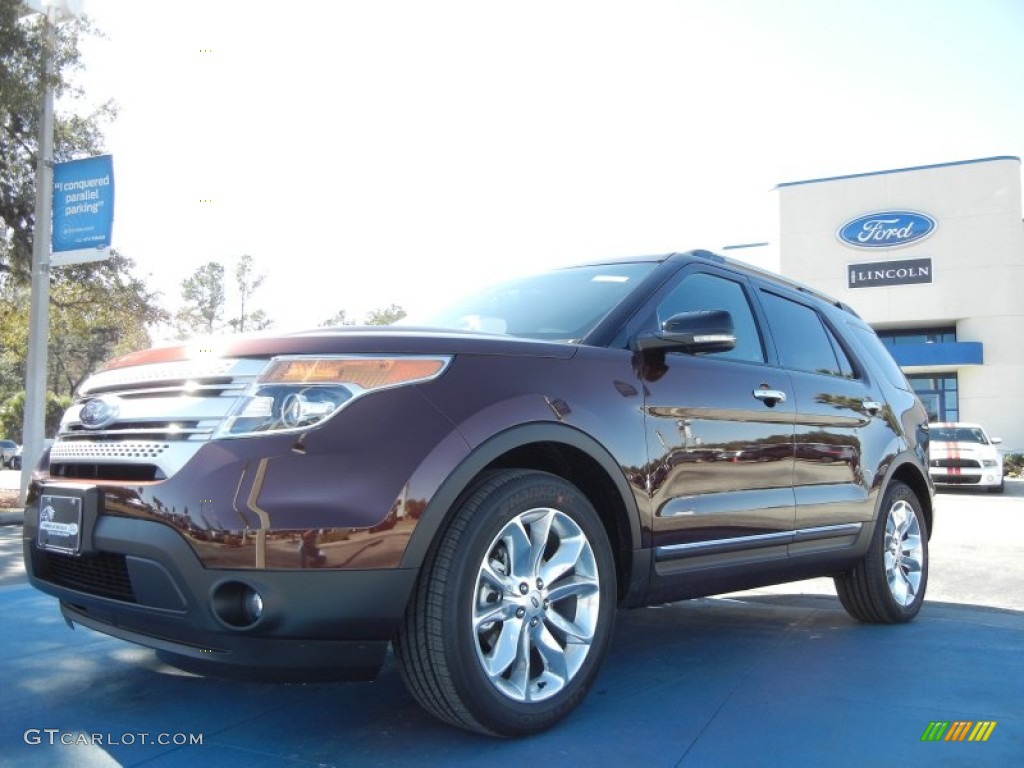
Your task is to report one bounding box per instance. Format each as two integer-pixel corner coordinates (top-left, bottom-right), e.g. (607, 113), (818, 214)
(0, 473), (1021, 766)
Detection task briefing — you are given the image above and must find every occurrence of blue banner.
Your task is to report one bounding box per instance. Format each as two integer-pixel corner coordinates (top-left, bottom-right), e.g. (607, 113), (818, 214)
(52, 155), (114, 253)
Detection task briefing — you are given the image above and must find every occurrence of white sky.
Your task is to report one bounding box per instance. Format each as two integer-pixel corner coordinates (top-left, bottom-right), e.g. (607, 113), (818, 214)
(69, 0), (1024, 335)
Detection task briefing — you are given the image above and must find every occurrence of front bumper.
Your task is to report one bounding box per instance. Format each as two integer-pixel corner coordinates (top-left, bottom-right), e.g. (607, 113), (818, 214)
(24, 506), (417, 681)
(928, 467), (1002, 488)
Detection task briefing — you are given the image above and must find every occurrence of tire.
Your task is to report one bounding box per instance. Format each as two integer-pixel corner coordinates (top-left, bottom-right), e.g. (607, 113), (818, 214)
(394, 470), (617, 737)
(834, 480), (928, 624)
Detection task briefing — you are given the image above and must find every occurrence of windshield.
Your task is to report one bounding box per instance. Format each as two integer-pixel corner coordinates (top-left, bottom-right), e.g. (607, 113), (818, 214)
(403, 262), (657, 341)
(931, 426), (988, 444)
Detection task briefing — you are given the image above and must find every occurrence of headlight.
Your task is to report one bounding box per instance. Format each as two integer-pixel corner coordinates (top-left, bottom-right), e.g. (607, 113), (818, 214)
(216, 355), (450, 438)
(982, 459), (999, 467)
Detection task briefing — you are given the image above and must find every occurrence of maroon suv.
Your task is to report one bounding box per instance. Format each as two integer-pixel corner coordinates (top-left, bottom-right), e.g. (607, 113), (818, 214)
(24, 251), (933, 736)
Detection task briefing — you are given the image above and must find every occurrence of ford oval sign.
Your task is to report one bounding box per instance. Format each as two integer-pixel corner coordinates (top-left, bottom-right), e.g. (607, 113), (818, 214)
(837, 211), (936, 249)
(79, 396), (121, 430)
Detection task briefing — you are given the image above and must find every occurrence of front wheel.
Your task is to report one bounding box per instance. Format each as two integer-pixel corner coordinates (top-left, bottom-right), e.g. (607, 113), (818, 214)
(835, 480), (928, 623)
(394, 470), (617, 737)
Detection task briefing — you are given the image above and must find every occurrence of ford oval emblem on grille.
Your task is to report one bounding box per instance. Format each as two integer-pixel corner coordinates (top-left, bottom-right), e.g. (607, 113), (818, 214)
(79, 396), (121, 429)
(837, 211), (936, 249)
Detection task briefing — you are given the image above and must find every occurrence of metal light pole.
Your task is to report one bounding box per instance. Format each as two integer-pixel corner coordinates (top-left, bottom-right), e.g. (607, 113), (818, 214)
(18, 0), (84, 505)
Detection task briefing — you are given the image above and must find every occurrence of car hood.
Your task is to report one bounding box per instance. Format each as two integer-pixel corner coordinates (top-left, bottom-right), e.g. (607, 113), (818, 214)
(98, 328), (580, 372)
(930, 441), (1001, 460)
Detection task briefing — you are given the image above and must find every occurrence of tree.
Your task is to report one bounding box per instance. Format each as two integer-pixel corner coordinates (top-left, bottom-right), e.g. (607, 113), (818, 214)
(48, 253), (166, 394)
(175, 255), (273, 338)
(319, 305), (407, 327)
(228, 254), (271, 332)
(0, 252), (167, 399)
(364, 304), (407, 326)
(175, 262), (225, 338)
(0, 389), (70, 443)
(1, 5), (117, 280)
(319, 309), (356, 327)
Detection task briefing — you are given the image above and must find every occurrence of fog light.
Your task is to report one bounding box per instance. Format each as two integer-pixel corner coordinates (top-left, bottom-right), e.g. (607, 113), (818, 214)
(212, 581), (265, 628)
(244, 589), (264, 623)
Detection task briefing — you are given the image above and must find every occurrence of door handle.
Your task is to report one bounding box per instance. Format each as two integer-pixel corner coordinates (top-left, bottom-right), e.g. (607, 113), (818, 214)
(753, 388), (787, 406)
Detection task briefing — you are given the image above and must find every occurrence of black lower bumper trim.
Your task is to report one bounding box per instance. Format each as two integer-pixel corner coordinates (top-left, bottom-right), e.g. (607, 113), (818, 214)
(61, 601), (389, 682)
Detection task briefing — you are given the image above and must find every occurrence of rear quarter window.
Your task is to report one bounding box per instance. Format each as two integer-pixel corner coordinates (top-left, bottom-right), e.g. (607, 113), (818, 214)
(848, 324), (912, 391)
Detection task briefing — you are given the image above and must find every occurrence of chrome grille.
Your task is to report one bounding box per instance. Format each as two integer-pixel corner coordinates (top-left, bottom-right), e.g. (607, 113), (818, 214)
(931, 458), (981, 469)
(77, 358), (239, 394)
(51, 441), (170, 460)
(932, 474), (981, 485)
(52, 358), (267, 480)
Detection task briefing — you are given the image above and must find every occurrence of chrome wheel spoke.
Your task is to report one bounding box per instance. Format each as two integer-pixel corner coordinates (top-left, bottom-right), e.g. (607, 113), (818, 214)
(901, 534), (922, 558)
(546, 574), (600, 604)
(506, 620), (533, 698)
(540, 531), (587, 587)
(481, 616), (525, 679)
(531, 625), (569, 694)
(903, 571), (920, 598)
(504, 519), (533, 581)
(527, 509), (555, 577)
(478, 559), (512, 592)
(545, 605), (596, 643)
(473, 600), (520, 631)
(901, 552), (923, 574)
(887, 568), (908, 604)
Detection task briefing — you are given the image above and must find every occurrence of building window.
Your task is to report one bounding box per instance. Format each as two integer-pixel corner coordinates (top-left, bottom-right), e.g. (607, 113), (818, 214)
(877, 327), (956, 347)
(907, 373), (959, 423)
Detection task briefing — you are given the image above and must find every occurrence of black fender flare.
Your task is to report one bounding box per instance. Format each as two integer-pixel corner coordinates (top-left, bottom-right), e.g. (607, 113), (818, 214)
(874, 452), (935, 537)
(399, 422), (645, 572)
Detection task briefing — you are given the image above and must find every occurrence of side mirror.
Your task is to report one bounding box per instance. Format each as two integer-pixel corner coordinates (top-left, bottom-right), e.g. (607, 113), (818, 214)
(632, 309), (736, 354)
(991, 437), (1002, 445)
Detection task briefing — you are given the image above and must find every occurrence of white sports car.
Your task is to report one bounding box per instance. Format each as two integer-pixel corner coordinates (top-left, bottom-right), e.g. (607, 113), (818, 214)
(929, 422), (1004, 493)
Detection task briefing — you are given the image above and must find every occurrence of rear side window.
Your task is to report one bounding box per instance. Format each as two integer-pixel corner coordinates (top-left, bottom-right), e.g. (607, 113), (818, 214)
(759, 291), (854, 378)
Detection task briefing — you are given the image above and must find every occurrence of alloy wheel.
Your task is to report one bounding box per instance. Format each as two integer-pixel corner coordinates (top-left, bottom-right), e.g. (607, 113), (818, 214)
(471, 506), (601, 702)
(884, 499), (924, 606)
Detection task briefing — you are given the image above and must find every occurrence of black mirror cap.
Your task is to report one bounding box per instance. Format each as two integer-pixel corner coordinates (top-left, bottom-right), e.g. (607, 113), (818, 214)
(632, 309), (736, 354)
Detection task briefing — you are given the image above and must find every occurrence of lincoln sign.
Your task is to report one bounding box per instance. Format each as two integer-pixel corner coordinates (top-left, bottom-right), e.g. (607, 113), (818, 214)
(848, 258), (932, 289)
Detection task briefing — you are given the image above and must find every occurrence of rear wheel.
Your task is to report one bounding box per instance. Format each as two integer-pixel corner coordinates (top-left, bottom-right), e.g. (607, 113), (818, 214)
(835, 480), (928, 623)
(394, 470), (617, 737)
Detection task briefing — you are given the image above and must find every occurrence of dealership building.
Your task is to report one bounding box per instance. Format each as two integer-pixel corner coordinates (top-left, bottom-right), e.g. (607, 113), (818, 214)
(730, 155), (1024, 453)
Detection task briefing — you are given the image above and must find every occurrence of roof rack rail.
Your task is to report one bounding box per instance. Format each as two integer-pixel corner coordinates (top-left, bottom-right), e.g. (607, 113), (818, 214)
(690, 249), (726, 264)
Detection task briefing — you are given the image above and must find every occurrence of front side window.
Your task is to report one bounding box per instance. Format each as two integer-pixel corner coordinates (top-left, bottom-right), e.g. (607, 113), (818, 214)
(653, 272), (765, 363)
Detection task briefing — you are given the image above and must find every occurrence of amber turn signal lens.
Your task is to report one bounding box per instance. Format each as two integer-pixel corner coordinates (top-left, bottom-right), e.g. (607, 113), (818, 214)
(261, 357), (447, 389)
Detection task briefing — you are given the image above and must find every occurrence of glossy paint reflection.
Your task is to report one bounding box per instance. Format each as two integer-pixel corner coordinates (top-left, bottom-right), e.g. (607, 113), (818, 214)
(640, 353), (796, 548)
